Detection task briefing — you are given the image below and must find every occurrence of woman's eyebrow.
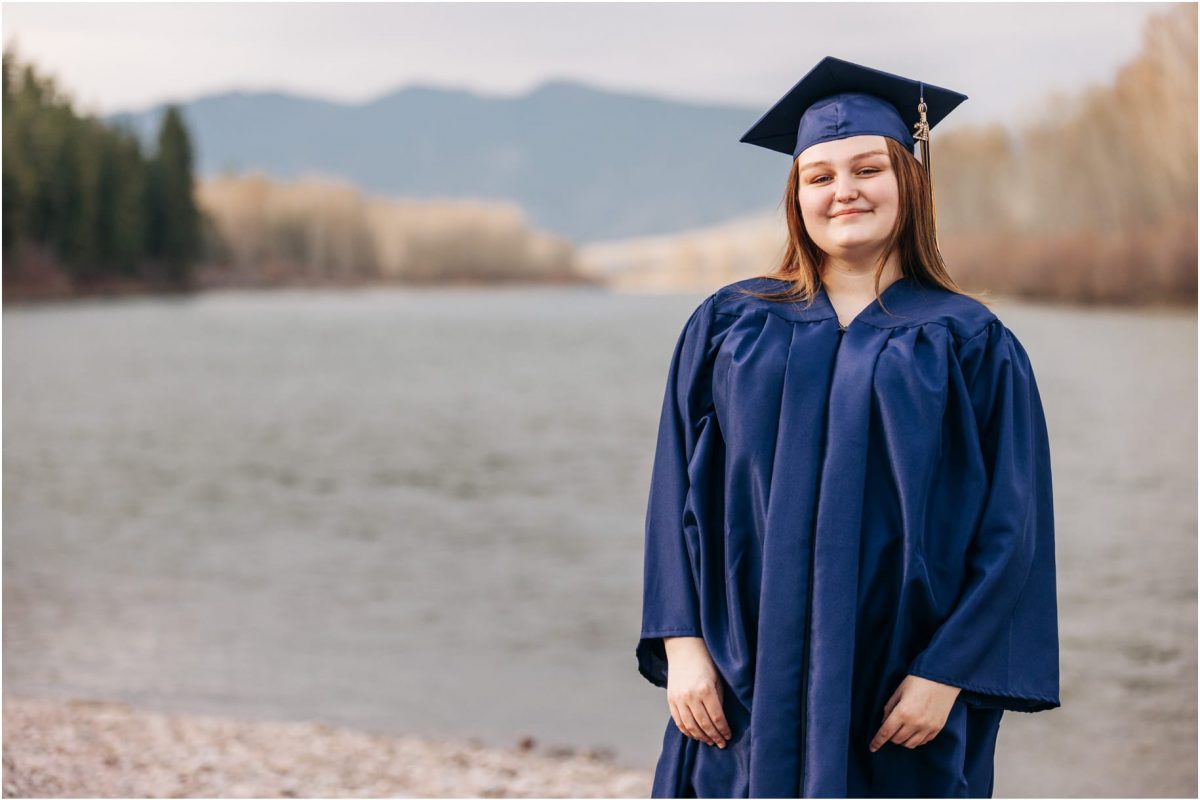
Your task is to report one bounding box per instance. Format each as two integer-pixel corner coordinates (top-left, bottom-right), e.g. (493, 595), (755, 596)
(798, 149), (888, 172)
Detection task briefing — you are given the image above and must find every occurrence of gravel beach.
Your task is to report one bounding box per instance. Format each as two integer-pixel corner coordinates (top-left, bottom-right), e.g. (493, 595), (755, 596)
(2, 696), (653, 798)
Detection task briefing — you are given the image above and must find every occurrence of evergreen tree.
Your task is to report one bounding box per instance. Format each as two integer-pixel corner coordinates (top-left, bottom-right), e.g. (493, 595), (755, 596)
(148, 105), (200, 286)
(3, 49), (204, 291)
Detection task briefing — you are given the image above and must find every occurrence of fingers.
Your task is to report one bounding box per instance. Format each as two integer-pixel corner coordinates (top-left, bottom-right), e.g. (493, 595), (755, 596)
(871, 704), (948, 752)
(676, 701), (714, 746)
(699, 690), (733, 743)
(668, 689), (730, 747)
(691, 696), (729, 748)
(870, 678), (950, 753)
(870, 716), (941, 752)
(869, 706), (901, 753)
(897, 726), (928, 748)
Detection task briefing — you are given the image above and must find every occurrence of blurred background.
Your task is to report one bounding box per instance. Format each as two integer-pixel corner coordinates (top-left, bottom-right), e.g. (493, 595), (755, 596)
(2, 2), (1195, 797)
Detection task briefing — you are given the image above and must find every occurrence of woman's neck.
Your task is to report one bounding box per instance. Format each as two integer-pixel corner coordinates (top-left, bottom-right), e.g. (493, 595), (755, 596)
(821, 250), (903, 297)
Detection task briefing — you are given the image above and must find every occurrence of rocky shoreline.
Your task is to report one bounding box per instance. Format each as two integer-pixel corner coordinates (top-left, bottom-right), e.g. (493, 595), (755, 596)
(2, 696), (651, 798)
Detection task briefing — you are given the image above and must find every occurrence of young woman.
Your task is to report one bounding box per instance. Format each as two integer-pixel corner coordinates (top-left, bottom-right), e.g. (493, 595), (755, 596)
(637, 57), (1061, 798)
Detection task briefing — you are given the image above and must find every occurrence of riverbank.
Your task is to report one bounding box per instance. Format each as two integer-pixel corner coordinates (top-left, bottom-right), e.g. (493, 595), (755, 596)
(2, 696), (652, 798)
(1, 269), (601, 307)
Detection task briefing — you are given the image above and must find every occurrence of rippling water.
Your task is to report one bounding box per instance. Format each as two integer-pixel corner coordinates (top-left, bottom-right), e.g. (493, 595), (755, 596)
(3, 286), (1195, 795)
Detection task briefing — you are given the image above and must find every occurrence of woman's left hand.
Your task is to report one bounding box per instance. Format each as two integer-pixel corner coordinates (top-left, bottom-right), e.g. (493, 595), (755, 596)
(868, 674), (962, 752)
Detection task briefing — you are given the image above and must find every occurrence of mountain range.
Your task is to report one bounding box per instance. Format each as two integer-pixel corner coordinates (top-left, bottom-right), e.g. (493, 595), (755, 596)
(106, 80), (789, 244)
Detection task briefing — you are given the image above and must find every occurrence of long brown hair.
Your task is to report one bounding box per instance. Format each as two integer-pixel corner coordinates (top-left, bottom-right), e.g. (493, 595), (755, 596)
(739, 137), (987, 309)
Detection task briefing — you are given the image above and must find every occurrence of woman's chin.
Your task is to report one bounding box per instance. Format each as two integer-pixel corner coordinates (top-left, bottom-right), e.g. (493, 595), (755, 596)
(825, 235), (887, 255)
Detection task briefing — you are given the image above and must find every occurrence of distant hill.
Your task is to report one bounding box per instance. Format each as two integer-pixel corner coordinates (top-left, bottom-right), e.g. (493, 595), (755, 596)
(106, 80), (787, 244)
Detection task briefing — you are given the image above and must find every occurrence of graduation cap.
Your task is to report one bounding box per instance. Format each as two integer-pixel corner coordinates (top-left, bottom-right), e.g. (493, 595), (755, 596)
(739, 56), (968, 178)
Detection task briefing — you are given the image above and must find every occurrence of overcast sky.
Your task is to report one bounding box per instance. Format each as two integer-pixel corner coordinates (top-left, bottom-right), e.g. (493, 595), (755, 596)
(2, 2), (1178, 130)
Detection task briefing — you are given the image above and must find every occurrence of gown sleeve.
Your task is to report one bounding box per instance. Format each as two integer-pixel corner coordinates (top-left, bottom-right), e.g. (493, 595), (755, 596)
(636, 294), (718, 689)
(906, 318), (1062, 712)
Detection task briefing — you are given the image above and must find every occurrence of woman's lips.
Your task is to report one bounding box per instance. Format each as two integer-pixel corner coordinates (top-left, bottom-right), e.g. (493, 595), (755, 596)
(832, 209), (869, 218)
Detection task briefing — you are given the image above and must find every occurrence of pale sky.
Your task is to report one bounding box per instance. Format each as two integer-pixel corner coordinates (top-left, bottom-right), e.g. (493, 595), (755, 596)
(1, 2), (1179, 130)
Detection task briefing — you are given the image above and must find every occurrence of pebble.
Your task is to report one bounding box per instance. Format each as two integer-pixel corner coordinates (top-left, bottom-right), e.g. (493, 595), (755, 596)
(2, 696), (652, 798)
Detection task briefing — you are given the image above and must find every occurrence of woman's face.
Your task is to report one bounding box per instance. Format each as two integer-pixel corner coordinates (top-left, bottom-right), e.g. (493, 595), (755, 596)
(795, 134), (899, 261)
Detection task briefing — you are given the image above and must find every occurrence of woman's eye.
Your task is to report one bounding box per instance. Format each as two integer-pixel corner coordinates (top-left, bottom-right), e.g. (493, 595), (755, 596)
(811, 167), (880, 184)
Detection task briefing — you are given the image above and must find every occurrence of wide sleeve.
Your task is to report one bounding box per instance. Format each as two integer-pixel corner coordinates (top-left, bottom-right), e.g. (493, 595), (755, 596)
(907, 319), (1062, 712)
(635, 294), (718, 689)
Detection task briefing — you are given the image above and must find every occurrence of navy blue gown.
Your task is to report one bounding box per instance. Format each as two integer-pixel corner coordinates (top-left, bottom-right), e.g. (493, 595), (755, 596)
(637, 275), (1061, 798)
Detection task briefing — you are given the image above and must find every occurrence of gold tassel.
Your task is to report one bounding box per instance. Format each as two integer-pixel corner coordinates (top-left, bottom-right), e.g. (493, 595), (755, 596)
(912, 95), (931, 176)
(912, 88), (935, 219)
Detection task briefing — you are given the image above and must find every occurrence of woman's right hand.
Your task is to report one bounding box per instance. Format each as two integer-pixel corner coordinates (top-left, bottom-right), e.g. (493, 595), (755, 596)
(663, 636), (731, 748)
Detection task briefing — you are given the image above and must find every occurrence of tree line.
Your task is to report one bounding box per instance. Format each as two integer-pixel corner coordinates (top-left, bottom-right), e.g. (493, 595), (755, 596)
(3, 49), (203, 291)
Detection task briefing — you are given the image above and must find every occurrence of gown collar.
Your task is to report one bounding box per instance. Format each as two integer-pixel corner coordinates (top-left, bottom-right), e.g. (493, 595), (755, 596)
(815, 275), (926, 331)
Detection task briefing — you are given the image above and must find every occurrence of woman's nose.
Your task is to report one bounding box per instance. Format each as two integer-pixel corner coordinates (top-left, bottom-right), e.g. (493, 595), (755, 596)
(834, 179), (859, 202)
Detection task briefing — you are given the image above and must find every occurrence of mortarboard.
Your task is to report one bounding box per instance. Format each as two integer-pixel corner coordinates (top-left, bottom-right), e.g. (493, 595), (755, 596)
(739, 56), (968, 178)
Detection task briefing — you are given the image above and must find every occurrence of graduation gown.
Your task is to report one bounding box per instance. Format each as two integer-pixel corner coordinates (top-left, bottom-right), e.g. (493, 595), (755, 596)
(637, 275), (1061, 798)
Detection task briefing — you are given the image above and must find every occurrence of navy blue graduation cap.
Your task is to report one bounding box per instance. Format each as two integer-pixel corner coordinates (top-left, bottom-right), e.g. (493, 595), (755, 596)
(739, 56), (968, 176)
